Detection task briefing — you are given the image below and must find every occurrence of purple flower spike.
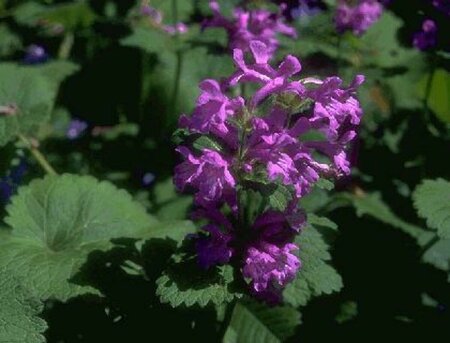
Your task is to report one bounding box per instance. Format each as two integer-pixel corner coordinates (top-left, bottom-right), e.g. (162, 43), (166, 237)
(23, 45), (48, 65)
(203, 1), (296, 59)
(174, 38), (364, 303)
(335, 0), (383, 36)
(413, 19), (438, 51)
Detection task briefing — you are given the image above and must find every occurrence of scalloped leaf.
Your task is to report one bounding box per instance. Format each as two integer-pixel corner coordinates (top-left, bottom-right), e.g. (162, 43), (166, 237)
(0, 269), (47, 343)
(223, 300), (301, 343)
(422, 239), (450, 272)
(284, 225), (343, 307)
(345, 192), (432, 243)
(413, 179), (450, 238)
(0, 174), (162, 301)
(156, 262), (242, 308)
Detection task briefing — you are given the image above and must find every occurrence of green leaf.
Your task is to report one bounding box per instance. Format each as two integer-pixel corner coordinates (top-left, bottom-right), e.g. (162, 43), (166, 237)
(156, 262), (242, 308)
(359, 12), (422, 68)
(151, 178), (192, 221)
(316, 178), (335, 190)
(156, 0), (193, 23)
(121, 27), (170, 55)
(25, 61), (80, 89)
(13, 2), (46, 26)
(263, 183), (292, 212)
(0, 174), (160, 301)
(308, 214), (338, 231)
(413, 179), (450, 238)
(284, 225), (343, 307)
(345, 192), (432, 243)
(419, 69), (450, 123)
(223, 301), (301, 343)
(0, 64), (56, 146)
(422, 239), (450, 271)
(0, 269), (47, 343)
(336, 301), (358, 324)
(193, 135), (223, 152)
(0, 24), (22, 57)
(40, 2), (96, 31)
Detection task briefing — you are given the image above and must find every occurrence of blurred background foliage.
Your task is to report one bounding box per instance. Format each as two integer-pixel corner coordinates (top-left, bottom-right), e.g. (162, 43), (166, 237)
(0, 0), (449, 341)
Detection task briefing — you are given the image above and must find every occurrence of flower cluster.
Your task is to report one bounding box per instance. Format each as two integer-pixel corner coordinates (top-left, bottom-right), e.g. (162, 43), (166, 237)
(413, 19), (438, 51)
(203, 1), (296, 58)
(334, 0), (384, 36)
(174, 40), (364, 302)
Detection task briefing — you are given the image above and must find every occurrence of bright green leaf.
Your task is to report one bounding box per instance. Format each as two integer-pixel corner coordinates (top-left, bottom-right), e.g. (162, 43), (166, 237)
(284, 225), (342, 307)
(0, 174), (160, 301)
(419, 69), (450, 123)
(413, 179), (450, 238)
(422, 239), (450, 271)
(346, 192), (432, 243)
(156, 262), (242, 308)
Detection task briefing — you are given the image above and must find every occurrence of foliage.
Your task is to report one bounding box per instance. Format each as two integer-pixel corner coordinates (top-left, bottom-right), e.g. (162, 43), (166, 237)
(0, 0), (449, 341)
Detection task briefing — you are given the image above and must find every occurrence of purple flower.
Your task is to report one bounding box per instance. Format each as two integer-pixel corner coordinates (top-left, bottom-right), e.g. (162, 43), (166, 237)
(23, 45), (48, 65)
(413, 19), (438, 51)
(140, 4), (163, 24)
(66, 119), (88, 140)
(164, 23), (189, 35)
(142, 172), (155, 186)
(335, 0), (383, 36)
(432, 0), (450, 16)
(196, 224), (234, 269)
(174, 147), (236, 207)
(179, 79), (244, 147)
(243, 241), (300, 303)
(273, 0), (326, 21)
(203, 1), (296, 58)
(174, 39), (364, 303)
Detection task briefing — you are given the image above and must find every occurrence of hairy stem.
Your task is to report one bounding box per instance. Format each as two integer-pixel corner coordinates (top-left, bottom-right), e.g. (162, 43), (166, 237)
(18, 134), (57, 175)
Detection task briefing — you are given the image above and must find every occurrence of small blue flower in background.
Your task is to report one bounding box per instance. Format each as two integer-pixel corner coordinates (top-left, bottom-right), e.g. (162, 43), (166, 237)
(142, 172), (156, 187)
(66, 119), (88, 140)
(23, 44), (49, 65)
(0, 159), (27, 205)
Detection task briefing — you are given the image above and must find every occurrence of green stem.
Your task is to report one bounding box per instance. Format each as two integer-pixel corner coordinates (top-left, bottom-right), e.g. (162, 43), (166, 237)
(169, 51), (183, 127)
(171, 0), (178, 25)
(218, 300), (237, 339)
(140, 52), (150, 124)
(19, 135), (57, 175)
(336, 34), (342, 74)
(423, 68), (435, 115)
(58, 32), (75, 60)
